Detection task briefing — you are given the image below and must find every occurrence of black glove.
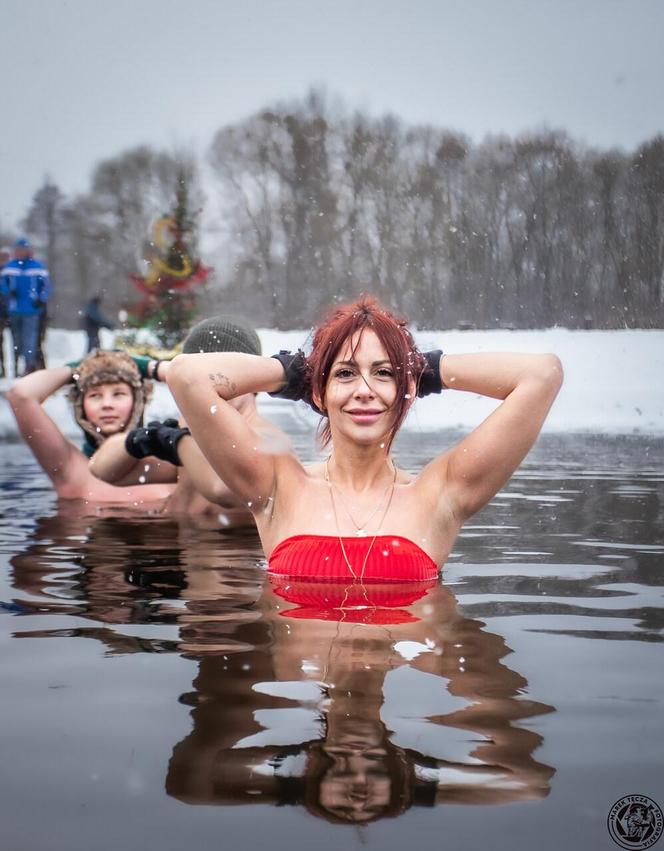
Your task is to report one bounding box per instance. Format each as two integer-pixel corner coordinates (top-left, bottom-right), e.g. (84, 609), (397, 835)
(417, 350), (444, 397)
(150, 359), (169, 381)
(125, 424), (155, 459)
(125, 419), (191, 466)
(268, 350), (308, 400)
(269, 350), (323, 414)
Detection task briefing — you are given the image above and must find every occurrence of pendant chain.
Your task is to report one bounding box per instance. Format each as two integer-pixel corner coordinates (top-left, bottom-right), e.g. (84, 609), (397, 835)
(325, 456), (397, 582)
(324, 456), (396, 536)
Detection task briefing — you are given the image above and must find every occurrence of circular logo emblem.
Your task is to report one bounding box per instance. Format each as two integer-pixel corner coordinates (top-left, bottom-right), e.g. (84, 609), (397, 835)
(608, 795), (663, 850)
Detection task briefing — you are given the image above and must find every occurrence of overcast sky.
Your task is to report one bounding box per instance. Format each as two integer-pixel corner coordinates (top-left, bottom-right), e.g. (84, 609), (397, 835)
(2, 0), (663, 231)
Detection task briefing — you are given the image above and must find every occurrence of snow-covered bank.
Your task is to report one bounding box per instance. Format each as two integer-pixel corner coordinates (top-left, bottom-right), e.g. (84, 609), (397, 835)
(260, 327), (664, 435)
(1, 327), (663, 439)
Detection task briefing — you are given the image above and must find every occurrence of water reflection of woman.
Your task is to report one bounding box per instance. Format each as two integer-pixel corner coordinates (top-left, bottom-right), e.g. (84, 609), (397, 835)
(167, 580), (555, 822)
(9, 511), (554, 823)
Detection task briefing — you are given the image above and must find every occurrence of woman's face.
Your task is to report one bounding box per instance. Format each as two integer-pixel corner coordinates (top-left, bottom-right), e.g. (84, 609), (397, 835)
(320, 329), (405, 445)
(82, 382), (134, 435)
(318, 745), (392, 822)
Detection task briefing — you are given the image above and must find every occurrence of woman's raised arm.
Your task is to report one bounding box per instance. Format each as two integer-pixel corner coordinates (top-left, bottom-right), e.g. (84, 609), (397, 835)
(422, 351), (563, 522)
(165, 352), (289, 509)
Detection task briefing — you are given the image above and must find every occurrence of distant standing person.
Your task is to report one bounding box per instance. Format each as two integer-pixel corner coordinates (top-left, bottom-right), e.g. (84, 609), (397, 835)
(0, 238), (50, 376)
(84, 294), (116, 352)
(0, 245), (14, 377)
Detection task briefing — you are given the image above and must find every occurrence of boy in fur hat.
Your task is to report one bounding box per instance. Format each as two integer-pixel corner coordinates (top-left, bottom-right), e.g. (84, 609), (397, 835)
(7, 350), (176, 504)
(69, 350), (153, 458)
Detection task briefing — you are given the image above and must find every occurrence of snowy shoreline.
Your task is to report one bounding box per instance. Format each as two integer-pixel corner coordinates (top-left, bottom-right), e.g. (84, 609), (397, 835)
(1, 326), (663, 439)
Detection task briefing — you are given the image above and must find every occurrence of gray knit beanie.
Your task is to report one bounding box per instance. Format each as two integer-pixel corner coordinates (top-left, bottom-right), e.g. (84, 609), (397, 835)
(182, 315), (261, 356)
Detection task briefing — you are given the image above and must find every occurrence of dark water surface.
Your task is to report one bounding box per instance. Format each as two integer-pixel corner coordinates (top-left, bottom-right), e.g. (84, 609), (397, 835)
(0, 430), (662, 851)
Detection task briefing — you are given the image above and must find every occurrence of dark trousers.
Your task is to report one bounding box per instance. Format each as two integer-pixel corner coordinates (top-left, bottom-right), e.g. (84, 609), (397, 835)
(9, 313), (41, 374)
(87, 330), (101, 352)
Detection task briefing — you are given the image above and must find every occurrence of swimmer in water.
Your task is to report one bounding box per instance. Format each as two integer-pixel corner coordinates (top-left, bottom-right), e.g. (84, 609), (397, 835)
(87, 316), (284, 527)
(164, 294), (563, 578)
(6, 349), (174, 505)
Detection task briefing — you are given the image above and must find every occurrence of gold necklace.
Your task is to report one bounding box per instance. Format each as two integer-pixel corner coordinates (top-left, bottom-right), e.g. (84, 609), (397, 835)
(325, 457), (397, 582)
(324, 457), (395, 537)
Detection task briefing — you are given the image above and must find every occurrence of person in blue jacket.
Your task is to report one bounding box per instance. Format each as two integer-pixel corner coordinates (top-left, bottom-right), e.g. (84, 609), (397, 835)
(0, 238), (50, 375)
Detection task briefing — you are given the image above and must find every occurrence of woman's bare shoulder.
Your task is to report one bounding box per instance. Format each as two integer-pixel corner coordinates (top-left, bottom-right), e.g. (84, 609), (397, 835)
(273, 453), (325, 486)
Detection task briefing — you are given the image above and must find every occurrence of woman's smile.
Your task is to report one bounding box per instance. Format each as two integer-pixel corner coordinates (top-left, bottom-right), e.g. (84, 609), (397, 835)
(345, 407), (385, 424)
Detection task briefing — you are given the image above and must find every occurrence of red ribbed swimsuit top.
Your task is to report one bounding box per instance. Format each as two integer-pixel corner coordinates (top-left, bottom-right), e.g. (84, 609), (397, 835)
(267, 534), (439, 583)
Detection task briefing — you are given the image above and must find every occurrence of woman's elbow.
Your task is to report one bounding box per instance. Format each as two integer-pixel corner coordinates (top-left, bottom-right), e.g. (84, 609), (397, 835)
(165, 354), (193, 391)
(536, 354), (564, 397)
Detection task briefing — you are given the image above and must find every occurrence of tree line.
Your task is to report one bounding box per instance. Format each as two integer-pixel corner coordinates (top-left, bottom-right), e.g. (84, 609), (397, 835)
(8, 90), (664, 330)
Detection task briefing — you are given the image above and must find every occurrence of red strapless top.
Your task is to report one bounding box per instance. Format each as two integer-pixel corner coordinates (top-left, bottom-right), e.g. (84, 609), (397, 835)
(267, 534), (439, 582)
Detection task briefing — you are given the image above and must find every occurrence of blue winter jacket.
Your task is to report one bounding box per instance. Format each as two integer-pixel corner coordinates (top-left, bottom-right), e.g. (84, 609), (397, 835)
(0, 257), (50, 316)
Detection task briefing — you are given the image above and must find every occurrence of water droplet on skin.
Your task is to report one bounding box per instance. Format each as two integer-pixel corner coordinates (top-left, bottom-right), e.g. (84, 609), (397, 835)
(449, 377), (456, 383)
(210, 404), (218, 414)
(138, 475), (146, 483)
(247, 501), (253, 507)
(404, 393), (411, 399)
(144, 464), (150, 472)
(380, 443), (385, 449)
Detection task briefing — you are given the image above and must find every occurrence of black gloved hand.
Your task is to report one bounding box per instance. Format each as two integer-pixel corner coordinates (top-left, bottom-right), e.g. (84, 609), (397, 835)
(268, 350), (308, 401)
(125, 419), (191, 466)
(125, 424), (156, 459)
(268, 350), (323, 414)
(417, 350), (445, 397)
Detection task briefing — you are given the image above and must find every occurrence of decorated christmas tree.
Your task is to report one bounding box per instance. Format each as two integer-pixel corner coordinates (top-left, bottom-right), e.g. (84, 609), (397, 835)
(126, 173), (211, 351)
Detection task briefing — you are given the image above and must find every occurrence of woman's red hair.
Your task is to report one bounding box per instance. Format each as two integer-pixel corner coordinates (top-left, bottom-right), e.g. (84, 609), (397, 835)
(306, 295), (425, 449)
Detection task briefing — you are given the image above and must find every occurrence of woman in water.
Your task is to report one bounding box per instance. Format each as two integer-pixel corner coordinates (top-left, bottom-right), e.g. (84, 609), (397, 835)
(165, 295), (563, 579)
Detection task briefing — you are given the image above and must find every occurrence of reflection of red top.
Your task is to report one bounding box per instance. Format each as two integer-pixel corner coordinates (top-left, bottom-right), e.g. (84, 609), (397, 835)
(269, 575), (437, 623)
(268, 534), (439, 582)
